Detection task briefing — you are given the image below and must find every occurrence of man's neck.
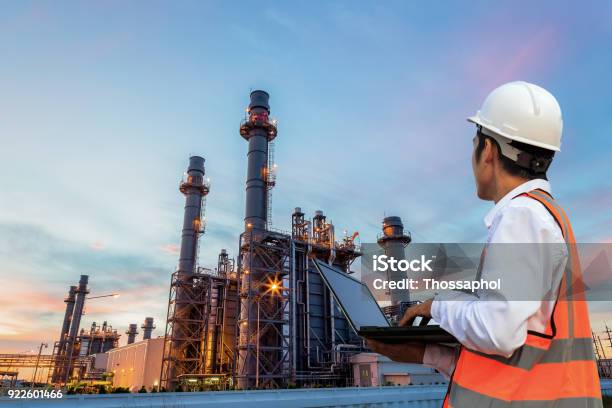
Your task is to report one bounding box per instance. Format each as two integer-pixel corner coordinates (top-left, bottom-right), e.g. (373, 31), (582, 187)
(492, 176), (530, 204)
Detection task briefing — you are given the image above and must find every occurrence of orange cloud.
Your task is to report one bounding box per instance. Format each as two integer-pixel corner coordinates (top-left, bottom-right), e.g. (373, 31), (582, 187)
(160, 243), (180, 255)
(90, 241), (106, 251)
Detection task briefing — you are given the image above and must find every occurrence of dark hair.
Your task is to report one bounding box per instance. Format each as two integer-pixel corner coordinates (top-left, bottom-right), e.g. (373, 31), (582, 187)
(474, 131), (554, 180)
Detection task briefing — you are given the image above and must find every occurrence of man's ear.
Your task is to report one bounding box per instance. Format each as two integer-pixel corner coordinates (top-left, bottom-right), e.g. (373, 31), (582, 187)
(483, 138), (496, 164)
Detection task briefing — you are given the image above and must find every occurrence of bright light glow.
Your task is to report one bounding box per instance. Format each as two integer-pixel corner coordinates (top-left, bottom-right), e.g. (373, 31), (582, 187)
(266, 277), (282, 295)
(113, 294), (120, 298)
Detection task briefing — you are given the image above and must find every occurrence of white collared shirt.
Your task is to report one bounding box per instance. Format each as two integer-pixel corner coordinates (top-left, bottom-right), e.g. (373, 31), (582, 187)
(423, 179), (567, 378)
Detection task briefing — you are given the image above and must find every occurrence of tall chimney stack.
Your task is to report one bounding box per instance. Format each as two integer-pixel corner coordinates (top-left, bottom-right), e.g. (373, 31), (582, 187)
(161, 156), (209, 391)
(377, 216), (411, 305)
(237, 91), (281, 389)
(51, 285), (77, 383)
(126, 324), (138, 344)
(62, 275), (89, 384)
(177, 156), (209, 278)
(141, 317), (155, 340)
(239, 90), (277, 232)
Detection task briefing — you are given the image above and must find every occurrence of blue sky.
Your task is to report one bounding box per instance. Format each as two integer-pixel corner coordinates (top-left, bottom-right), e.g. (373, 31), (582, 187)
(1, 1), (611, 354)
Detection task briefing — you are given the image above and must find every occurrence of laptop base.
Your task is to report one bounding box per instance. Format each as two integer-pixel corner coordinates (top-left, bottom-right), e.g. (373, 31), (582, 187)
(359, 325), (457, 344)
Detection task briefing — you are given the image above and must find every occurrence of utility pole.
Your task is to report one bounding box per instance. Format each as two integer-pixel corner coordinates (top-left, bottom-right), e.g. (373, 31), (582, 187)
(605, 324), (612, 349)
(592, 331), (601, 359)
(598, 336), (607, 359)
(31, 342), (48, 389)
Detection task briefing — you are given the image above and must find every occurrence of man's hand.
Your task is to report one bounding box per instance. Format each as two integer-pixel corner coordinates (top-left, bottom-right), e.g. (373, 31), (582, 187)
(366, 339), (425, 363)
(399, 299), (434, 327)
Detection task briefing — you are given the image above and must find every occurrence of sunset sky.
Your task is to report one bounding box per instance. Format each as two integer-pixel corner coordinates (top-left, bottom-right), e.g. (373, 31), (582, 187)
(1, 1), (611, 360)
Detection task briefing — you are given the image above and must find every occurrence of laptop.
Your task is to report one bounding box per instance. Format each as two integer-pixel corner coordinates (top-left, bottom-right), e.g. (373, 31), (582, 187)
(313, 259), (457, 344)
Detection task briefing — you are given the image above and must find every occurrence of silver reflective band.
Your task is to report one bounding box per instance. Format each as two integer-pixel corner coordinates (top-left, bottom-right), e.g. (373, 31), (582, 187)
(449, 382), (602, 408)
(466, 337), (595, 370)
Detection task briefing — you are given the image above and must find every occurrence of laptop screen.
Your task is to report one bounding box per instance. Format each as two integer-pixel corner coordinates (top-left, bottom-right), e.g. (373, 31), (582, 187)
(314, 260), (389, 331)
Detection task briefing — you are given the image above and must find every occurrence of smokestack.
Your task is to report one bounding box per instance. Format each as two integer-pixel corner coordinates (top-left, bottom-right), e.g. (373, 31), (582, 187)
(217, 249), (230, 276)
(51, 285), (77, 383)
(177, 156), (209, 278)
(63, 275), (89, 383)
(239, 90), (277, 231)
(126, 324), (138, 344)
(377, 216), (411, 305)
(237, 91), (280, 389)
(58, 286), (77, 349)
(161, 156), (209, 390)
(141, 317), (155, 340)
(291, 207), (308, 241)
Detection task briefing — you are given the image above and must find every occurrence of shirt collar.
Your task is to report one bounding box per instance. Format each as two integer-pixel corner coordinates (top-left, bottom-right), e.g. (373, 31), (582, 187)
(484, 179), (552, 228)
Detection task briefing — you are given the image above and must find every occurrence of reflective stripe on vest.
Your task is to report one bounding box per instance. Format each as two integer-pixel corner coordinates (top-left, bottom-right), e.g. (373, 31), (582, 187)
(442, 189), (602, 408)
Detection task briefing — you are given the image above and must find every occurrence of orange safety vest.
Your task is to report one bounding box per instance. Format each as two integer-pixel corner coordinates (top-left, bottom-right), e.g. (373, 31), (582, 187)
(443, 189), (603, 408)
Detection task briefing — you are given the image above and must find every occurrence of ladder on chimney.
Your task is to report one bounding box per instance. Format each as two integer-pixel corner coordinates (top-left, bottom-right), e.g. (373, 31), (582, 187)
(266, 140), (277, 230)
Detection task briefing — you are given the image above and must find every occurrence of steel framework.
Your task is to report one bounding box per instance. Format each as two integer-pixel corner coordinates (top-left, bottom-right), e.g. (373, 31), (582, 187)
(160, 270), (209, 390)
(161, 266), (239, 391)
(235, 228), (292, 389)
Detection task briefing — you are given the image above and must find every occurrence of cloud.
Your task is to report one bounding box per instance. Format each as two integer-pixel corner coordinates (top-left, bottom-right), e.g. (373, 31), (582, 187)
(0, 222), (172, 349)
(90, 241), (106, 251)
(159, 243), (179, 255)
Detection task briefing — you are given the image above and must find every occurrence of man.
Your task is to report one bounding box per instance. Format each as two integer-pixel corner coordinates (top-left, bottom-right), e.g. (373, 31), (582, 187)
(368, 81), (602, 407)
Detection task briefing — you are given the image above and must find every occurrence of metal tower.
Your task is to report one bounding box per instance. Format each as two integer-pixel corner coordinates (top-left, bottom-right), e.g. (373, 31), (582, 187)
(51, 285), (76, 383)
(141, 317), (155, 340)
(161, 156), (210, 391)
(61, 275), (89, 385)
(126, 324), (138, 344)
(236, 91), (292, 389)
(377, 216), (412, 306)
(291, 208), (363, 386)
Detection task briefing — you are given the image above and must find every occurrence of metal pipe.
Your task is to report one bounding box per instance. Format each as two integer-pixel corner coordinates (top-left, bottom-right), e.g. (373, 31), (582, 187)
(31, 342), (47, 389)
(290, 240), (297, 379)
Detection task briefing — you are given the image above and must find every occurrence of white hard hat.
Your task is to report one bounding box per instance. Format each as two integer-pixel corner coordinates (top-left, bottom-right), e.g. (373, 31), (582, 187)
(468, 81), (563, 151)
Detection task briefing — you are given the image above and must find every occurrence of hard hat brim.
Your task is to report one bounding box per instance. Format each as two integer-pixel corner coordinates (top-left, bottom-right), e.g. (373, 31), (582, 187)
(467, 116), (561, 152)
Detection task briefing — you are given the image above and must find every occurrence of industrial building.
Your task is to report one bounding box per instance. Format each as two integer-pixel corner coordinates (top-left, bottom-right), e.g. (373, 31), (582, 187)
(50, 275), (89, 384)
(106, 337), (164, 392)
(350, 354), (445, 387)
(0, 90), (444, 393)
(158, 91), (422, 392)
(43, 273), (155, 386)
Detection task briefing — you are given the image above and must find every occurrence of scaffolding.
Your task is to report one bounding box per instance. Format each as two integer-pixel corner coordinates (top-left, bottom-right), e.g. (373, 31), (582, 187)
(78, 321), (120, 356)
(235, 228), (292, 389)
(161, 265), (239, 391)
(290, 209), (363, 386)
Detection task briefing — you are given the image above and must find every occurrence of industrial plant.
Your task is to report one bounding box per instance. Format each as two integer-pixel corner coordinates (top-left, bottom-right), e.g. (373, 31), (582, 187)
(160, 90), (370, 391)
(3, 90), (609, 397)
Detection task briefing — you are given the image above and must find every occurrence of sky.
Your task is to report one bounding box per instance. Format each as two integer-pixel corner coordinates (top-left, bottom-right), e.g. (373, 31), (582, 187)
(1, 1), (611, 360)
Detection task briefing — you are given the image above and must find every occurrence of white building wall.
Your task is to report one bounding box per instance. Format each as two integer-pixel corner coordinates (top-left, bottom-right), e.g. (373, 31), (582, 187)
(105, 337), (163, 391)
(350, 353), (445, 387)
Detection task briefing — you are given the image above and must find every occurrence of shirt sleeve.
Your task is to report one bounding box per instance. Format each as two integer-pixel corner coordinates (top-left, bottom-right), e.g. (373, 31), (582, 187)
(431, 205), (561, 357)
(422, 343), (459, 379)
